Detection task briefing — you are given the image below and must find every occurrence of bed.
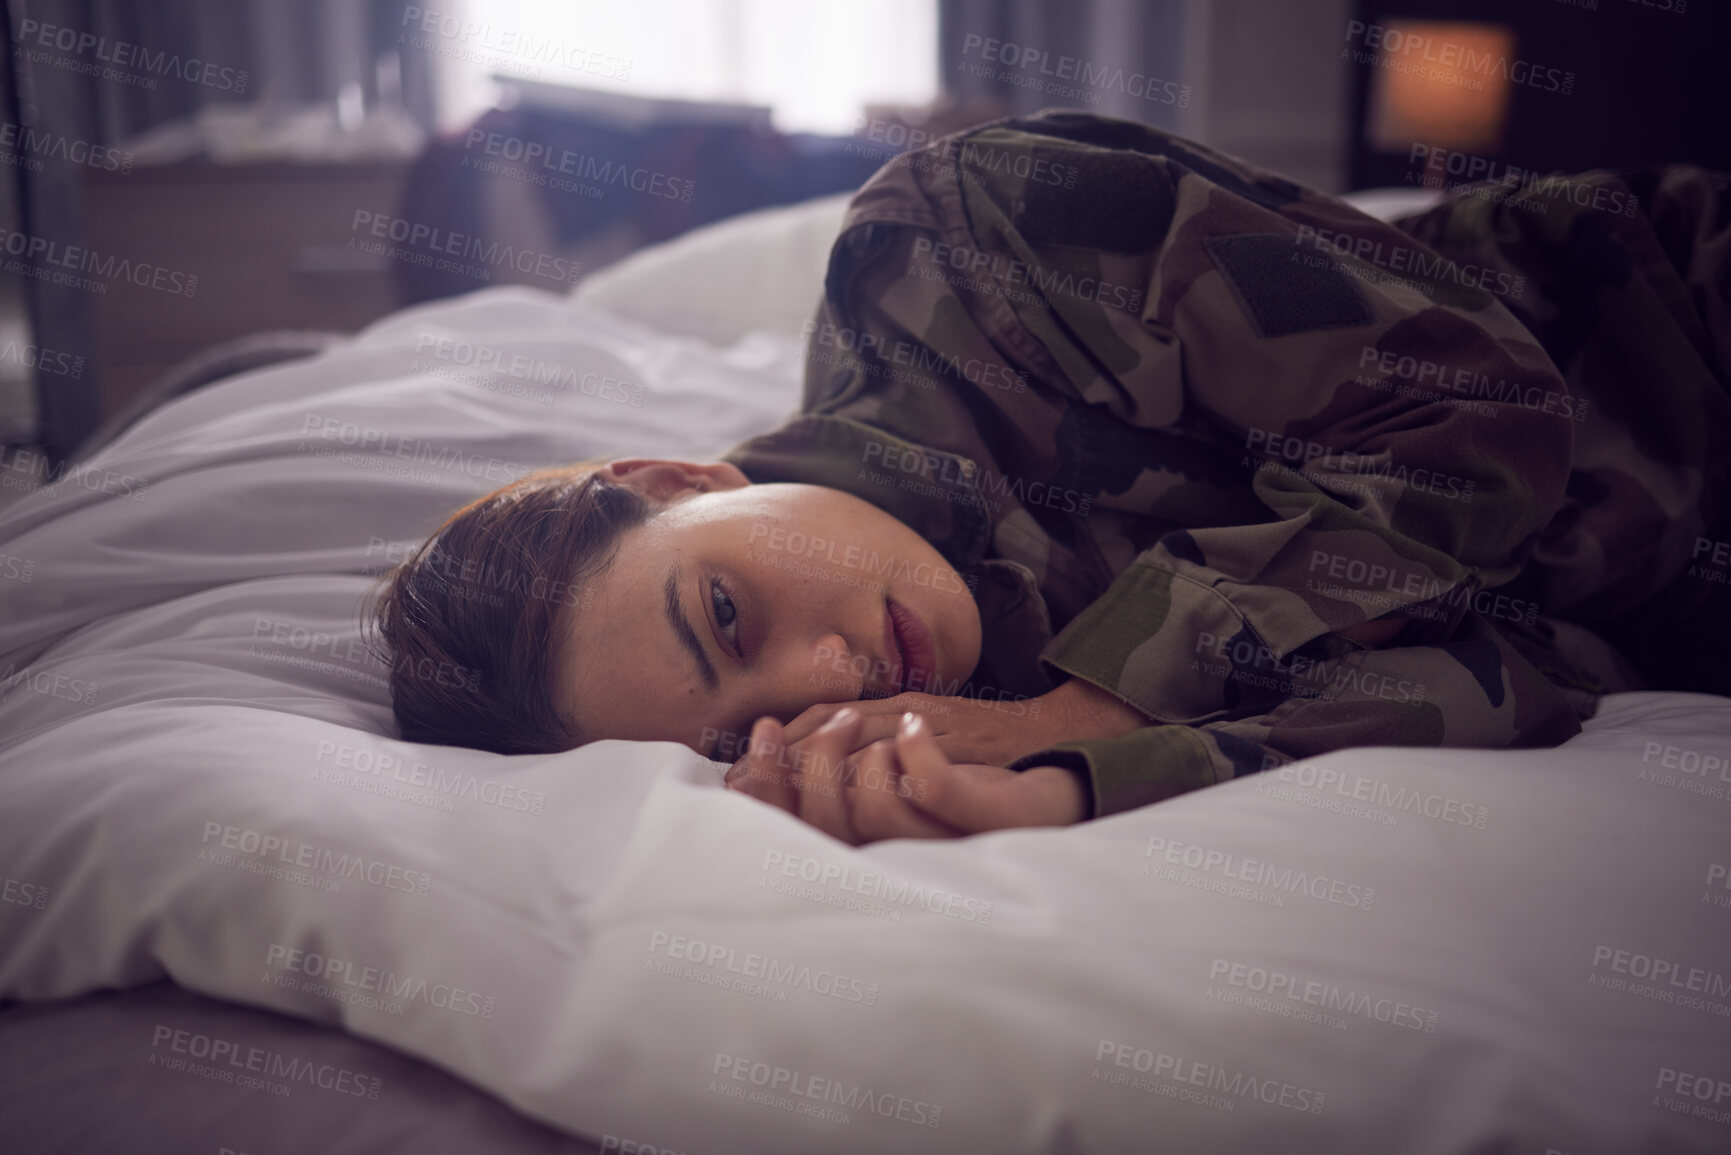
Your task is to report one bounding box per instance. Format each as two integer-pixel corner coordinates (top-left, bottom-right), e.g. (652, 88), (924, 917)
(2, 188), (1728, 1155)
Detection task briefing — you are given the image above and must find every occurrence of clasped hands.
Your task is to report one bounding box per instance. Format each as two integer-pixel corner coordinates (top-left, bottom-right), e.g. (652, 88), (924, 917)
(722, 679), (1147, 845)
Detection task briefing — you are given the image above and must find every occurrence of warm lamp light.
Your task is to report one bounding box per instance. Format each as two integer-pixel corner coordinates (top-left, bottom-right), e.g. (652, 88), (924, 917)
(1367, 21), (1515, 156)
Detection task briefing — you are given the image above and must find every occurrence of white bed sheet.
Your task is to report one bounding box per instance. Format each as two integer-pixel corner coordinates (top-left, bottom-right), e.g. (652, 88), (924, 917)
(1, 203), (1728, 1153)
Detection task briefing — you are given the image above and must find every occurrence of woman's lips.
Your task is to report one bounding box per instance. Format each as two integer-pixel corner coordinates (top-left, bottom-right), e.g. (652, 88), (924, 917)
(887, 599), (938, 695)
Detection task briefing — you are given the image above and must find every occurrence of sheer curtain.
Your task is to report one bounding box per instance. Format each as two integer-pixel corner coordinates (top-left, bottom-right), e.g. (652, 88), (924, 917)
(437, 0), (938, 133)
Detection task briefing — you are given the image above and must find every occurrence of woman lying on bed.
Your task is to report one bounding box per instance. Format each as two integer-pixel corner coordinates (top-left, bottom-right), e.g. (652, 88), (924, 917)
(373, 111), (1731, 846)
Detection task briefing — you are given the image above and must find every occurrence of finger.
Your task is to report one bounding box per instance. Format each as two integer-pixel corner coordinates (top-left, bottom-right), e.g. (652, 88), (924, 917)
(890, 712), (968, 824)
(895, 713), (1049, 834)
(932, 729), (1005, 767)
(791, 709), (864, 843)
(723, 719), (780, 788)
(782, 693), (947, 746)
(725, 717), (798, 813)
(846, 738), (965, 843)
(786, 694), (1028, 767)
(725, 717), (793, 811)
(781, 709), (903, 757)
(781, 700), (856, 746)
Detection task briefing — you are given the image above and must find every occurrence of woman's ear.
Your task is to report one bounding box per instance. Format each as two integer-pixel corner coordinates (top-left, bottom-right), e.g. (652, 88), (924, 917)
(601, 459), (750, 501)
(697, 461), (752, 491)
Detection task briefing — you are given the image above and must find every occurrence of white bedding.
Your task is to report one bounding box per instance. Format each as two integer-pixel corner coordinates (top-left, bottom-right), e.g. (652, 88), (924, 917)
(2, 188), (1729, 1154)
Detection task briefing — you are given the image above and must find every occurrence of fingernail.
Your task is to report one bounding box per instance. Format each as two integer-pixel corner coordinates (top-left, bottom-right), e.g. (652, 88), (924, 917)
(830, 708), (858, 727)
(900, 711), (923, 738)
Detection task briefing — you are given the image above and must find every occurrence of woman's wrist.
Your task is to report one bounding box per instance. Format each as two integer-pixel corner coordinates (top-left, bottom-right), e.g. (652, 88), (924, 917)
(1038, 676), (1149, 746)
(1018, 765), (1089, 826)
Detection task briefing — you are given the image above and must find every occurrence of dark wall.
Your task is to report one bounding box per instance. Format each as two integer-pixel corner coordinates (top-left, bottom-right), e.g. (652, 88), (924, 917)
(1349, 0), (1731, 188)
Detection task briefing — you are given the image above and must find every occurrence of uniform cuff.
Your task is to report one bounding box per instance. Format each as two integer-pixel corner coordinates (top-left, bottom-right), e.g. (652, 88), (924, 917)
(1010, 725), (1223, 819)
(1039, 561), (1251, 725)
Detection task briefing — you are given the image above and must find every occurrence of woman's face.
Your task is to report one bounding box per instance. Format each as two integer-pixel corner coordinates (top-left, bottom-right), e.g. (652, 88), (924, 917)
(555, 458), (983, 758)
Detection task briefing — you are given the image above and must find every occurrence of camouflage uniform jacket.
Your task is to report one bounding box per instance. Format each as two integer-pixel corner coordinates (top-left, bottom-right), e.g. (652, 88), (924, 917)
(724, 111), (1731, 819)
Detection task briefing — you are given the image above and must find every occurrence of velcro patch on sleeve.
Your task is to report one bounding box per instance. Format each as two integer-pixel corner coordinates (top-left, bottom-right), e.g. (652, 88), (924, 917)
(1204, 234), (1375, 337)
(1013, 152), (1175, 253)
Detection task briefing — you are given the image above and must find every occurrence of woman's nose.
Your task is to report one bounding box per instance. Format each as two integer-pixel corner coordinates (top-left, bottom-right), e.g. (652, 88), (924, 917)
(806, 631), (862, 699)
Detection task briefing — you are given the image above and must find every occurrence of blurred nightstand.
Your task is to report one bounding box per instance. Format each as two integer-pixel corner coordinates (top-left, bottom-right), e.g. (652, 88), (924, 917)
(80, 160), (408, 418)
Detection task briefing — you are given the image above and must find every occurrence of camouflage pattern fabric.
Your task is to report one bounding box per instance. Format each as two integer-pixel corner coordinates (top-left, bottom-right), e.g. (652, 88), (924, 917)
(723, 110), (1731, 819)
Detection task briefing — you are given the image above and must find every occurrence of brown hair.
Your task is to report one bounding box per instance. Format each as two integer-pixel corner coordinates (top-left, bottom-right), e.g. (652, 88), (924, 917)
(368, 462), (651, 754)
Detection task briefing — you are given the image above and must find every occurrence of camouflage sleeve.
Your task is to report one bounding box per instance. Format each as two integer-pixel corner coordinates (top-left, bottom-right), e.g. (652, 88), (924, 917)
(1012, 724), (1221, 818)
(932, 115), (1593, 815)
(1015, 613), (1582, 819)
(1005, 157), (1731, 817)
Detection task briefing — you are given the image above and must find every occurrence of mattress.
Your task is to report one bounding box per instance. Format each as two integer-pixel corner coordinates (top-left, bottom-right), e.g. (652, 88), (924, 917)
(2, 185), (1728, 1154)
(0, 983), (602, 1155)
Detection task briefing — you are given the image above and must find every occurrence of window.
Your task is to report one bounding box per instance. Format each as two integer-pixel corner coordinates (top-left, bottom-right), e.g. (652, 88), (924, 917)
(436, 0), (938, 134)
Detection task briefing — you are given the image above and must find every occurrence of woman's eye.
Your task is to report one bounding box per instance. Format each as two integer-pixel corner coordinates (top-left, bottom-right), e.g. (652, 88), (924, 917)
(710, 579), (739, 646)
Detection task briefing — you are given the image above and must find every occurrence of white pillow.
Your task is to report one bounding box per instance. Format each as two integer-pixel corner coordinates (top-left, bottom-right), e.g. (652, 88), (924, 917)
(1340, 185), (1447, 223)
(569, 193), (852, 345)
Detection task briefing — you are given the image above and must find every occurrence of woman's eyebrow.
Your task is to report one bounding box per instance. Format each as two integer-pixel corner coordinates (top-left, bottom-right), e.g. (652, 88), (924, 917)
(663, 565), (719, 692)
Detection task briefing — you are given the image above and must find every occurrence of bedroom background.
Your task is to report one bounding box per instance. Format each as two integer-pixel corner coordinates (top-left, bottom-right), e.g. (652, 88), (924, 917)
(2, 3), (1729, 1153)
(1, 0), (1725, 482)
